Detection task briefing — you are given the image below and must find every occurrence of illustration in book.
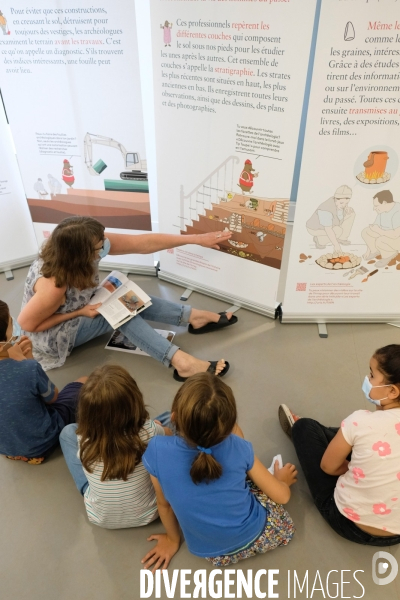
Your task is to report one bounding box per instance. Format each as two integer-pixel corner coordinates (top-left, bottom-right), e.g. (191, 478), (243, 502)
(106, 329), (175, 356)
(89, 270), (152, 329)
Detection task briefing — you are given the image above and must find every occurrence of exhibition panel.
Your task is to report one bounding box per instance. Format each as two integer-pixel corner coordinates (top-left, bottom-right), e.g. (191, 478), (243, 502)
(0, 0), (155, 273)
(0, 99), (37, 276)
(148, 0), (317, 316)
(282, 0), (400, 322)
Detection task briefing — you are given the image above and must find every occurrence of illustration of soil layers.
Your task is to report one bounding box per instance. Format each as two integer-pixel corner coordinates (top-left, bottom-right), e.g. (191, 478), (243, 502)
(26, 188), (151, 230)
(178, 156), (289, 269)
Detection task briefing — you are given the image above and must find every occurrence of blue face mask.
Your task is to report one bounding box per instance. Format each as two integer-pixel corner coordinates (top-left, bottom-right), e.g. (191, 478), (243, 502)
(11, 317), (22, 340)
(362, 375), (390, 406)
(98, 237), (111, 260)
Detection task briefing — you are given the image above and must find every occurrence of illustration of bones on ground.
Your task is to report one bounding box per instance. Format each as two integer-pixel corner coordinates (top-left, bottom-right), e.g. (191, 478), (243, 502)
(315, 252), (361, 270)
(178, 156), (289, 270)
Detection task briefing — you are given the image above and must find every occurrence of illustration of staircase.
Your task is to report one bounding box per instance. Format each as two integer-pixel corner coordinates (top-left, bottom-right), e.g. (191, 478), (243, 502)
(178, 156), (240, 230)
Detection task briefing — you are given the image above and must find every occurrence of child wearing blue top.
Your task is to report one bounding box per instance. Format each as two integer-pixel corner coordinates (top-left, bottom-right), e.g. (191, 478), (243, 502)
(0, 300), (86, 464)
(142, 372), (297, 570)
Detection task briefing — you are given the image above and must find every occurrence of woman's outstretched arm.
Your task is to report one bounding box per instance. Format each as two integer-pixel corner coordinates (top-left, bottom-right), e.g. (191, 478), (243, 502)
(107, 230), (232, 255)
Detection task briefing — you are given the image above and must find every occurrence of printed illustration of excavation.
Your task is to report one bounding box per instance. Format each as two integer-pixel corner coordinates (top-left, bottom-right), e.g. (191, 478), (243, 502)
(299, 185), (400, 283)
(179, 156), (289, 269)
(26, 132), (151, 230)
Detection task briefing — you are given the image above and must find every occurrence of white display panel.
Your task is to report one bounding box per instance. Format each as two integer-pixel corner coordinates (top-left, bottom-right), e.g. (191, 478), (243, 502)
(283, 0), (400, 322)
(0, 100), (38, 274)
(148, 0), (317, 315)
(0, 0), (155, 273)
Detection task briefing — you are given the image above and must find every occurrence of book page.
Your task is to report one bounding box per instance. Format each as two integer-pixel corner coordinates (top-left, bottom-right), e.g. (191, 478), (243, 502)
(97, 279), (152, 328)
(89, 271), (130, 305)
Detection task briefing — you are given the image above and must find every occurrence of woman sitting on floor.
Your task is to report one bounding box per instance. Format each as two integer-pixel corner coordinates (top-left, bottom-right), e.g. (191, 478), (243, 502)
(18, 216), (238, 379)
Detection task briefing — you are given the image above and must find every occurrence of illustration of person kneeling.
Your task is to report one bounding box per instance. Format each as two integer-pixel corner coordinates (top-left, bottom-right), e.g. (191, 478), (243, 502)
(362, 190), (400, 268)
(306, 185), (354, 253)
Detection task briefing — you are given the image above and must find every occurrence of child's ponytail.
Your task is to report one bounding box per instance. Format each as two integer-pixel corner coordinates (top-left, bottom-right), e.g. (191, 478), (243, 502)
(190, 446), (222, 485)
(172, 372), (237, 485)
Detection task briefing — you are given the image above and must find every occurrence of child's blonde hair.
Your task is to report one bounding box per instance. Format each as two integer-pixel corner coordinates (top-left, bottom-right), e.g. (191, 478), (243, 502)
(76, 365), (149, 481)
(172, 372), (237, 485)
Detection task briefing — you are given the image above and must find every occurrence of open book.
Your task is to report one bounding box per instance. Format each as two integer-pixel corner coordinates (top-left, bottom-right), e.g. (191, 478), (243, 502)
(89, 270), (152, 329)
(105, 329), (175, 356)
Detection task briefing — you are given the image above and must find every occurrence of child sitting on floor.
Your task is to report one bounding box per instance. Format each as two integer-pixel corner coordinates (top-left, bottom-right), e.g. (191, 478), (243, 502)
(279, 343), (400, 546)
(141, 372), (297, 570)
(60, 364), (171, 529)
(0, 300), (85, 464)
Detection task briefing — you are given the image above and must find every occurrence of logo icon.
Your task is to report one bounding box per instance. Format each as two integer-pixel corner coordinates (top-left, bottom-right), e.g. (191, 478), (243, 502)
(372, 551), (398, 586)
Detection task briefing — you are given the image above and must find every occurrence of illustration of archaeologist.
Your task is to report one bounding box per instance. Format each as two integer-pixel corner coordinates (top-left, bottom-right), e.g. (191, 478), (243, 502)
(62, 159), (74, 188)
(33, 178), (49, 199)
(47, 174), (62, 197)
(238, 159), (258, 194)
(160, 21), (172, 46)
(361, 190), (400, 268)
(306, 184), (355, 252)
(0, 11), (9, 35)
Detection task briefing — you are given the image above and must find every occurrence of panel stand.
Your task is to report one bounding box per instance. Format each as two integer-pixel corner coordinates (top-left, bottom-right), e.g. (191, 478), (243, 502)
(180, 288), (193, 301)
(4, 269), (14, 281)
(225, 305), (241, 314)
(318, 323), (328, 338)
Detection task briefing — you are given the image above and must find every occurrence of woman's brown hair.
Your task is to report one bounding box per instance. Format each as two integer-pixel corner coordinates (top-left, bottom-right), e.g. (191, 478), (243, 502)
(172, 372), (237, 485)
(40, 216), (105, 289)
(76, 364), (149, 481)
(0, 300), (10, 341)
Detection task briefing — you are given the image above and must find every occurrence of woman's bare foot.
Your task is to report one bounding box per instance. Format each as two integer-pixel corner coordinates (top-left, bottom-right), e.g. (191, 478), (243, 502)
(171, 350), (227, 378)
(188, 309), (233, 330)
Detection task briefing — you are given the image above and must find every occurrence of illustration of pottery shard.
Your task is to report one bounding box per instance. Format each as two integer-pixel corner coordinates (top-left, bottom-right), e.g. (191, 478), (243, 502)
(344, 22), (355, 41)
(316, 252), (361, 270)
(356, 151), (390, 184)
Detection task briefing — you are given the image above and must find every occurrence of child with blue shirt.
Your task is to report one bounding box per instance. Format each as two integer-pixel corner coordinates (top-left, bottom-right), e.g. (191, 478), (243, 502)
(0, 300), (86, 464)
(142, 372), (297, 570)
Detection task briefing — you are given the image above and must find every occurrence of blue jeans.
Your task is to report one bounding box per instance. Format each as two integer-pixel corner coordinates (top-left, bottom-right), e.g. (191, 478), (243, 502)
(59, 412), (172, 496)
(74, 295), (191, 367)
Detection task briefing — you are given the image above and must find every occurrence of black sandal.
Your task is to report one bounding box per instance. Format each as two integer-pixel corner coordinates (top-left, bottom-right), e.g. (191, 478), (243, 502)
(173, 360), (230, 382)
(188, 312), (238, 335)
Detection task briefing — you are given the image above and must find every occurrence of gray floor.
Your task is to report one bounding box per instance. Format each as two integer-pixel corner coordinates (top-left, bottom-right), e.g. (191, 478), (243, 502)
(1, 266), (400, 599)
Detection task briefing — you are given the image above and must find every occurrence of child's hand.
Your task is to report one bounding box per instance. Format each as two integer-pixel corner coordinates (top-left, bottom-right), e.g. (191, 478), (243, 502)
(7, 343), (27, 361)
(274, 462), (298, 487)
(16, 336), (34, 359)
(141, 534), (180, 573)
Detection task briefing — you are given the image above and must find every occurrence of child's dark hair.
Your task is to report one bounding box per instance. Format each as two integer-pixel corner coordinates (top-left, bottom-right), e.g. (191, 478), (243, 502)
(0, 300), (10, 342)
(76, 364), (149, 481)
(374, 345), (400, 385)
(171, 372), (237, 485)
